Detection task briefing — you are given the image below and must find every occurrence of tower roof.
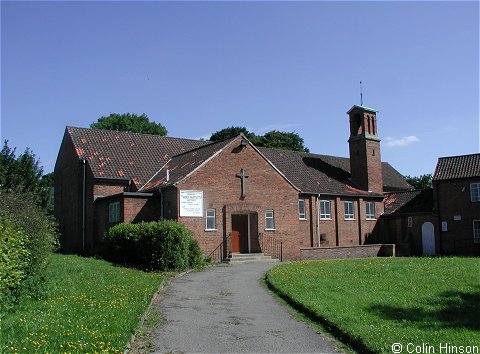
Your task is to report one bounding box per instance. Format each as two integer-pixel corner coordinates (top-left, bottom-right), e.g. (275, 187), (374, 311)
(347, 105), (378, 114)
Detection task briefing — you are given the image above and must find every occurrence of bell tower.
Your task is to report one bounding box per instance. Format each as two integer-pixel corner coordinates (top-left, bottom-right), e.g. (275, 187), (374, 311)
(347, 105), (383, 193)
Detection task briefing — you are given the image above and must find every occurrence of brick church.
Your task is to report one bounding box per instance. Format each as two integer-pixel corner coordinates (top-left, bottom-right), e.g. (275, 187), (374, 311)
(55, 104), (413, 260)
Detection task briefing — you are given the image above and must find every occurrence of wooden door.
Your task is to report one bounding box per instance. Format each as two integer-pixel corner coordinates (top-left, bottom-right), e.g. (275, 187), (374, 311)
(231, 214), (249, 253)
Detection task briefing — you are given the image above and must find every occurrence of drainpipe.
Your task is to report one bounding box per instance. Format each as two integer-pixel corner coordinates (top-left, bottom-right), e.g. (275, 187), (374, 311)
(82, 158), (86, 253)
(159, 188), (164, 220)
(316, 194), (321, 247)
(357, 198), (362, 245)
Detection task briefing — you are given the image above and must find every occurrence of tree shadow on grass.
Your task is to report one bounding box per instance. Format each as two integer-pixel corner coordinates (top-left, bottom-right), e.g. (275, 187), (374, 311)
(369, 287), (480, 331)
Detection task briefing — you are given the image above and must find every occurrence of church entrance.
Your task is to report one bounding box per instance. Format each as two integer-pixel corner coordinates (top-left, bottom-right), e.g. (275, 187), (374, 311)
(231, 213), (259, 253)
(231, 214), (248, 253)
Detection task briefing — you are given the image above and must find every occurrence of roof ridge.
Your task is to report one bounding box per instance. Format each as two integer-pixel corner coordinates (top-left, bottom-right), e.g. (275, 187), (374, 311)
(437, 152), (480, 160)
(168, 135), (239, 159)
(67, 126), (208, 143)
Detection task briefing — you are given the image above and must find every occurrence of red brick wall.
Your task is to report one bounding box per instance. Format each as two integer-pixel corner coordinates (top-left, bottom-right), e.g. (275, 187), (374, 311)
(379, 214), (439, 256)
(176, 137), (306, 260)
(348, 109), (383, 194)
(300, 244), (395, 260)
(95, 194), (161, 244)
(55, 129), (131, 253)
(55, 131), (83, 252)
(435, 179), (480, 255)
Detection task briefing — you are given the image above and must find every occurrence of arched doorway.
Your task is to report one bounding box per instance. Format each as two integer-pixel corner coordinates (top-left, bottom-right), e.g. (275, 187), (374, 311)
(421, 222), (435, 256)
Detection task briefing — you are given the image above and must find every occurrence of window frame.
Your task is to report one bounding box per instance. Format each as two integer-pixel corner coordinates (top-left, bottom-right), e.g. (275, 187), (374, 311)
(365, 201), (376, 220)
(298, 199), (306, 220)
(473, 220), (480, 244)
(470, 183), (480, 202)
(205, 208), (216, 231)
(109, 201), (121, 223)
(265, 210), (275, 230)
(320, 200), (332, 220)
(344, 201), (355, 220)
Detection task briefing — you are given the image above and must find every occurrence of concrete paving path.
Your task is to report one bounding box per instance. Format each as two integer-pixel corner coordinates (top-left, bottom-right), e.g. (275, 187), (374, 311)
(152, 262), (342, 353)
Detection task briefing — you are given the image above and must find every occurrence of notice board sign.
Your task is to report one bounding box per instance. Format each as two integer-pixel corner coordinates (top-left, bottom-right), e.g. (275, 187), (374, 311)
(179, 190), (203, 217)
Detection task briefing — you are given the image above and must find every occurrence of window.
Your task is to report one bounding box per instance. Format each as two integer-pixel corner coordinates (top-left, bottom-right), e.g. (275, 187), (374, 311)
(471, 183), (480, 202)
(265, 210), (275, 230)
(474, 220), (480, 244)
(298, 200), (306, 220)
(408, 216), (413, 228)
(109, 202), (120, 223)
(344, 201), (355, 220)
(206, 208), (216, 230)
(366, 202), (376, 220)
(320, 200), (331, 219)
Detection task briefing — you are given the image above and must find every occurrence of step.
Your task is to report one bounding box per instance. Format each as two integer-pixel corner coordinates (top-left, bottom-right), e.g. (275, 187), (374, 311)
(226, 253), (279, 264)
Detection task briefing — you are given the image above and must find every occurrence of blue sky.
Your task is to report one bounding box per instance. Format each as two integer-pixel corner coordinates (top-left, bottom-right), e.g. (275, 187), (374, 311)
(1, 1), (479, 176)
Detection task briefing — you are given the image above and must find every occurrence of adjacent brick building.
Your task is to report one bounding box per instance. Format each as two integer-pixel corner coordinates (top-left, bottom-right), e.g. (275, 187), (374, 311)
(432, 153), (480, 256)
(55, 104), (414, 260)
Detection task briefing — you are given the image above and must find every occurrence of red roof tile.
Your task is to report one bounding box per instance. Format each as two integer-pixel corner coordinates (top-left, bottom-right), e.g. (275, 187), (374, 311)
(66, 127), (209, 185)
(433, 153), (480, 181)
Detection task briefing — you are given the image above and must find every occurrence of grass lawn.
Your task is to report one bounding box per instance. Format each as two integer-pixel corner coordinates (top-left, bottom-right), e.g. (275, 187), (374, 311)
(266, 257), (480, 354)
(1, 253), (165, 353)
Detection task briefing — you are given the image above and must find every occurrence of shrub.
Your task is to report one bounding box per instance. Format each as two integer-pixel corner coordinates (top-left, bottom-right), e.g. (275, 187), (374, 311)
(105, 220), (205, 271)
(0, 191), (58, 305)
(189, 238), (206, 269)
(0, 215), (30, 309)
(104, 222), (141, 263)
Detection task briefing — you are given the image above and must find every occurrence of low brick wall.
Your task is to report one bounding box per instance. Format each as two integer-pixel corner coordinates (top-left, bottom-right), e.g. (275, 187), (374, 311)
(299, 244), (395, 260)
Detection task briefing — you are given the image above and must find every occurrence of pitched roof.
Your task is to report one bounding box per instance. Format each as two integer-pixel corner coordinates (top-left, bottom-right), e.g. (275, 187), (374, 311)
(433, 153), (480, 181)
(140, 137), (238, 190)
(65, 126), (209, 186)
(383, 189), (433, 215)
(258, 148), (411, 196)
(63, 127), (411, 196)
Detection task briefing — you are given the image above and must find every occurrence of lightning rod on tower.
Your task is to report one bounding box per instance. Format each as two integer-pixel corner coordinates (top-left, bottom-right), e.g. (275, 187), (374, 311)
(360, 81), (363, 106)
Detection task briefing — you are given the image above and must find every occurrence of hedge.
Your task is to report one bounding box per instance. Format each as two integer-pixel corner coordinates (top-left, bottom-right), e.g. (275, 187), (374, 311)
(0, 191), (58, 310)
(0, 216), (30, 307)
(104, 220), (206, 271)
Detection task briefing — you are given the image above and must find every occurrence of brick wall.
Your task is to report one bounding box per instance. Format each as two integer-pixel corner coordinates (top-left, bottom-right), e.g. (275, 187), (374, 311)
(176, 136), (308, 260)
(95, 193), (161, 244)
(300, 244), (395, 260)
(435, 179), (480, 255)
(55, 129), (131, 253)
(55, 131), (83, 252)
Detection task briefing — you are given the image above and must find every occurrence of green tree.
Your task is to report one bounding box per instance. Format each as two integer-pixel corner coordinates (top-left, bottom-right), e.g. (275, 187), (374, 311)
(90, 113), (168, 136)
(404, 174), (433, 190)
(209, 127), (309, 152)
(0, 141), (51, 209)
(209, 126), (258, 143)
(261, 130), (309, 152)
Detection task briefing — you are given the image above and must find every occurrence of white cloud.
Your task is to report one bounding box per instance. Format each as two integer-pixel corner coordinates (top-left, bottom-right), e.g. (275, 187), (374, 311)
(384, 135), (420, 147)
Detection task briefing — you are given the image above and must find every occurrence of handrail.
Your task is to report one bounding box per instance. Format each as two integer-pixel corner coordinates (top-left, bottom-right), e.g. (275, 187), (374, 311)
(258, 232), (283, 262)
(207, 233), (232, 263)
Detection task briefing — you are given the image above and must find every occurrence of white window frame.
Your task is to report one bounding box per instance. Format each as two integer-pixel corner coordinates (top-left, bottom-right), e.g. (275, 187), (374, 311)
(109, 202), (121, 223)
(320, 200), (331, 220)
(265, 210), (275, 230)
(344, 201), (355, 220)
(470, 183), (480, 202)
(298, 199), (306, 220)
(366, 202), (376, 220)
(473, 220), (480, 244)
(205, 208), (216, 231)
